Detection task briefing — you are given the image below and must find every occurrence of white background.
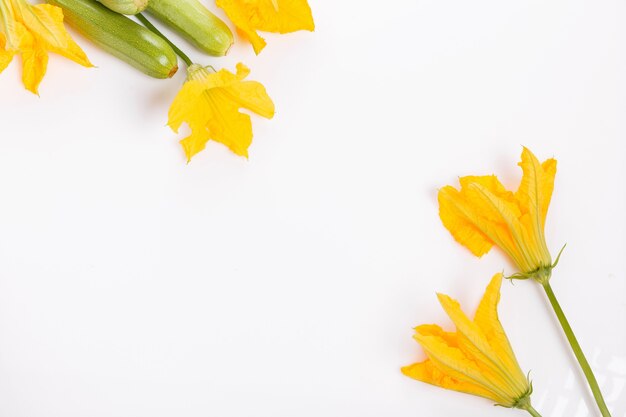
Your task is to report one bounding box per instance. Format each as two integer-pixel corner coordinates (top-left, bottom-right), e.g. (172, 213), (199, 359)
(0, 0), (625, 416)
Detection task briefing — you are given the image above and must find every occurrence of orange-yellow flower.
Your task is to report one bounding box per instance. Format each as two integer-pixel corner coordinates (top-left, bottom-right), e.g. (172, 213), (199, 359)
(168, 62), (275, 162)
(402, 274), (536, 411)
(0, 0), (92, 94)
(215, 0), (314, 54)
(438, 148), (558, 282)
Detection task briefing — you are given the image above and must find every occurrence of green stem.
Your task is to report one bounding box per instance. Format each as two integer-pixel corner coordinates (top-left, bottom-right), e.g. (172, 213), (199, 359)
(543, 282), (612, 417)
(523, 404), (543, 417)
(136, 13), (193, 67)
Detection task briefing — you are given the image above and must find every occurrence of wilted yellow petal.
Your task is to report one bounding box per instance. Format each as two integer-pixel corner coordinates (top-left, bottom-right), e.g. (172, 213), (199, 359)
(179, 124), (212, 162)
(216, 0), (314, 54)
(30, 4), (91, 67)
(0, 33), (15, 72)
(215, 0), (266, 54)
(168, 80), (204, 132)
(20, 39), (48, 94)
(203, 88), (255, 157)
(0, 0), (20, 49)
(0, 0), (91, 93)
(253, 0), (314, 33)
(168, 63), (274, 162)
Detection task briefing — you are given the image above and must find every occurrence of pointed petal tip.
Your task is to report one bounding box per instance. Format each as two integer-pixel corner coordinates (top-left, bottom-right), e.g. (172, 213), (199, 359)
(490, 272), (504, 285)
(435, 292), (452, 304)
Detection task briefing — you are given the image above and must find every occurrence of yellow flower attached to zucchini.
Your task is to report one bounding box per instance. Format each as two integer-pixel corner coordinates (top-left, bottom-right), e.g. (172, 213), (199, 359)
(168, 62), (275, 162)
(216, 0), (314, 54)
(0, 0), (92, 94)
(402, 274), (541, 415)
(438, 147), (560, 283)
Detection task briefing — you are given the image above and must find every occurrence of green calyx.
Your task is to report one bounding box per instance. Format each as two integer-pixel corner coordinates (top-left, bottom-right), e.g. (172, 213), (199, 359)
(496, 381), (543, 417)
(494, 373), (534, 410)
(510, 383), (533, 409)
(506, 244), (566, 285)
(186, 64), (216, 82)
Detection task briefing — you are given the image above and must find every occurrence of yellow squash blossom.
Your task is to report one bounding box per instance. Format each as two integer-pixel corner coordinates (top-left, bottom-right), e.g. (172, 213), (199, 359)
(168, 62), (275, 162)
(438, 148), (559, 283)
(215, 0), (314, 54)
(0, 0), (91, 94)
(402, 274), (539, 414)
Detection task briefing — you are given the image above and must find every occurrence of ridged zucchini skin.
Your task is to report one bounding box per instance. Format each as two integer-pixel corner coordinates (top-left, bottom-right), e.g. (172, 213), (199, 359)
(147, 0), (233, 56)
(97, 0), (148, 15)
(48, 0), (178, 79)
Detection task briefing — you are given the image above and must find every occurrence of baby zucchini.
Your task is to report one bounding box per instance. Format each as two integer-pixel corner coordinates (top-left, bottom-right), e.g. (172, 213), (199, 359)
(48, 0), (178, 79)
(147, 0), (233, 56)
(97, 0), (148, 15)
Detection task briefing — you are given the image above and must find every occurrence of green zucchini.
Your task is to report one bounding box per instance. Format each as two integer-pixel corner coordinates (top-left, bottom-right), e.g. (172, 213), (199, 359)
(48, 0), (178, 79)
(147, 0), (233, 56)
(97, 0), (148, 15)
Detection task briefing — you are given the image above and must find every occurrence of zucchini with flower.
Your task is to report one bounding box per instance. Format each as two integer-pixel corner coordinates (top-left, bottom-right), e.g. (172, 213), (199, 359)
(131, 16), (274, 161)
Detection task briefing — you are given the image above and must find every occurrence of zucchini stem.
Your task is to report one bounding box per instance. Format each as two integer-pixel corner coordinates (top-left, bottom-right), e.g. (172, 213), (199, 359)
(136, 13), (193, 67)
(542, 282), (612, 416)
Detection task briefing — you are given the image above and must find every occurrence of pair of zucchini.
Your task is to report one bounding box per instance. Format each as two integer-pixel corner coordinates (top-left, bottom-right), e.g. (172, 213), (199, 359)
(47, 0), (233, 79)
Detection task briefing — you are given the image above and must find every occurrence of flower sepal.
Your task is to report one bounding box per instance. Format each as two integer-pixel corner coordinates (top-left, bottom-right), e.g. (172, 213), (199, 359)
(505, 244), (566, 285)
(496, 377), (533, 409)
(186, 63), (215, 81)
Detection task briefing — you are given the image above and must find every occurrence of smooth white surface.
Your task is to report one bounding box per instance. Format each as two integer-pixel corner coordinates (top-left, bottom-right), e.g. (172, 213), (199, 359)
(1, 0), (625, 416)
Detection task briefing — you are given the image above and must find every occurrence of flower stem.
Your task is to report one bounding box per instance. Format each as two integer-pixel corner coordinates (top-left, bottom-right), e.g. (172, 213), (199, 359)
(523, 404), (543, 417)
(543, 282), (612, 417)
(135, 13), (193, 67)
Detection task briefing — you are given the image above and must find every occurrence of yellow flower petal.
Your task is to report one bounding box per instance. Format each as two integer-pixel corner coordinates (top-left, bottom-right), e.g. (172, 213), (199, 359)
(440, 174), (524, 261)
(401, 359), (498, 402)
(438, 148), (556, 277)
(473, 274), (526, 387)
(168, 63), (274, 162)
(403, 275), (531, 407)
(514, 148), (557, 271)
(0, 0), (91, 93)
(201, 87), (255, 157)
(20, 37), (48, 95)
(253, 0), (315, 33)
(0, 0), (20, 49)
(30, 4), (91, 67)
(215, 0), (266, 54)
(216, 0), (314, 54)
(436, 291), (525, 399)
(168, 83), (202, 132)
(438, 184), (494, 257)
(223, 64), (275, 119)
(0, 33), (16, 73)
